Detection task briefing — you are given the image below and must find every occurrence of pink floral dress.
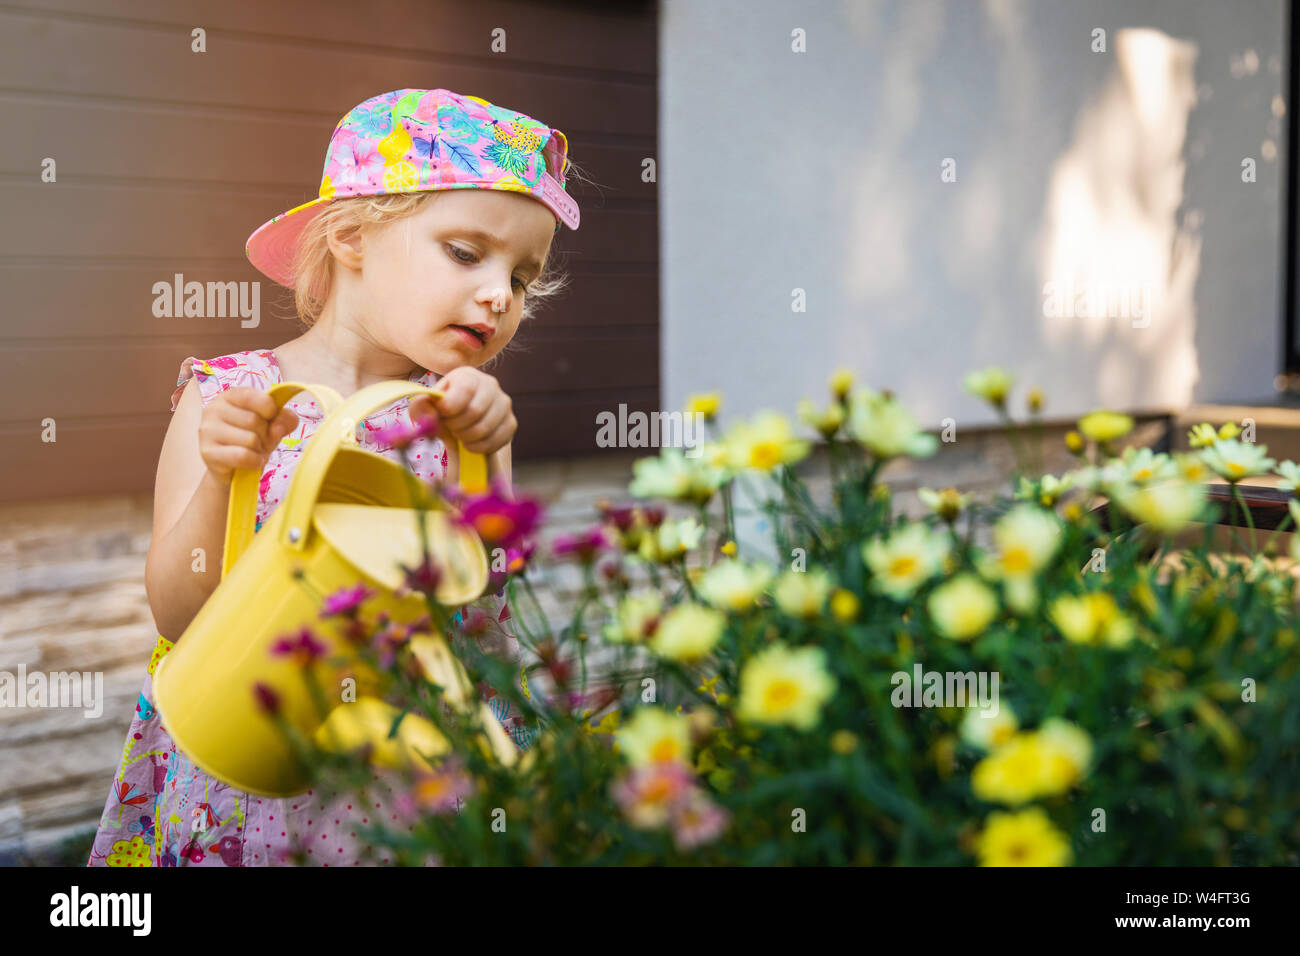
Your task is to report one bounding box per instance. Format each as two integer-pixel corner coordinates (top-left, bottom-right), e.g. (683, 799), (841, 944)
(87, 349), (534, 867)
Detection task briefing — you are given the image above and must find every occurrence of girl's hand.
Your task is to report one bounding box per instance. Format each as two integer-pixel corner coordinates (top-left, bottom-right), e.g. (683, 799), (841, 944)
(198, 387), (299, 485)
(413, 367), (516, 456)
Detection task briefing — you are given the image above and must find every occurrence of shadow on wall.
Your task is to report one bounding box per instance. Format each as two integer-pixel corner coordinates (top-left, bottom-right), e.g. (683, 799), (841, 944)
(1038, 27), (1203, 409)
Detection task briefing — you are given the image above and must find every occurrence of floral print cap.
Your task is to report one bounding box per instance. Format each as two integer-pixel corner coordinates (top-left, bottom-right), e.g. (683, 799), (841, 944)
(245, 88), (579, 288)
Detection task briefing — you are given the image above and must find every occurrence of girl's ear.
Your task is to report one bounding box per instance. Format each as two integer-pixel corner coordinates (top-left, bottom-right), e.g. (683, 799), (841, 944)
(325, 222), (365, 272)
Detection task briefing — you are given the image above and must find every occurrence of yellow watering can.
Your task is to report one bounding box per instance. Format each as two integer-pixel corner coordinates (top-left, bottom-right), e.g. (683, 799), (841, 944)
(153, 379), (520, 798)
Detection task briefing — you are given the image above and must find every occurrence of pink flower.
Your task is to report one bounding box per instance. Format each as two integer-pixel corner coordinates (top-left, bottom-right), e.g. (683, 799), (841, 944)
(551, 526), (611, 563)
(610, 761), (696, 829)
(373, 408), (440, 450)
(320, 584), (374, 618)
(411, 758), (475, 814)
(270, 627), (328, 665)
(398, 556), (441, 598)
(669, 790), (729, 851)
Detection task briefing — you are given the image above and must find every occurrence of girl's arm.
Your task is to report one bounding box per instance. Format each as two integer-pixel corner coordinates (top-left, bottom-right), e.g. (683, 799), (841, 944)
(145, 377), (228, 640)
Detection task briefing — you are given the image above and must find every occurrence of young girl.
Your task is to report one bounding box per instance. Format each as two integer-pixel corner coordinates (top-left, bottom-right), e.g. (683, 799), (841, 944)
(86, 88), (581, 866)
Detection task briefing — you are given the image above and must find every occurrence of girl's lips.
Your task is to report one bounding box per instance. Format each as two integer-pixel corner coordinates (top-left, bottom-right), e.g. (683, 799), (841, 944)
(448, 325), (486, 350)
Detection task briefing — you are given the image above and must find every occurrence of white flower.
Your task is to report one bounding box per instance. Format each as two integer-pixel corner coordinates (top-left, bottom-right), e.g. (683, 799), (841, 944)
(1200, 439), (1276, 483)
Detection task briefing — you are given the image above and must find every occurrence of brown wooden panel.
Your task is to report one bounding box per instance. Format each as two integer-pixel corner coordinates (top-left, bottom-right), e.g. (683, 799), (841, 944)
(0, 184), (657, 263)
(0, 0), (658, 501)
(12, 0), (657, 77)
(0, 7), (654, 137)
(2, 418), (167, 501)
(0, 97), (655, 198)
(512, 392), (662, 459)
(0, 268), (656, 341)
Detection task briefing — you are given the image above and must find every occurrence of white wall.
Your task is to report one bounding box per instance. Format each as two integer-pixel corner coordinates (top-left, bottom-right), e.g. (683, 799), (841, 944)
(660, 0), (1288, 433)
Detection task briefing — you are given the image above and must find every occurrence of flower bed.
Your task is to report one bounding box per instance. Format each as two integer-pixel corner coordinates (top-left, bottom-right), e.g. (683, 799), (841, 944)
(264, 368), (1300, 865)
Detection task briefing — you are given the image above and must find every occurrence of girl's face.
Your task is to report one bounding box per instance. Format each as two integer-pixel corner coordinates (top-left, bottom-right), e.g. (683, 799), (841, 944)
(335, 189), (556, 375)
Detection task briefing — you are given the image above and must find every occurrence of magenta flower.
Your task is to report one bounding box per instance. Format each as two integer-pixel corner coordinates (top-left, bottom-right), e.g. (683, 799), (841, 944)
(320, 584), (374, 618)
(485, 539), (537, 592)
(372, 625), (411, 670)
(270, 627), (328, 666)
(597, 500), (640, 532)
(457, 487), (543, 548)
(252, 682), (281, 715)
(399, 556), (442, 597)
(551, 526), (612, 563)
(373, 408), (440, 450)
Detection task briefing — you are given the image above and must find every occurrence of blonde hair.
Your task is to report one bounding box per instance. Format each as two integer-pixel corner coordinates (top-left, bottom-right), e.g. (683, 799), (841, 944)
(289, 171), (590, 335)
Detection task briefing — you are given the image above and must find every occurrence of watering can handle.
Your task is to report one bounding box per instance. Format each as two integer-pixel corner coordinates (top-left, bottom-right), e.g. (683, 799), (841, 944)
(221, 380), (489, 575)
(274, 380), (487, 557)
(223, 382), (343, 579)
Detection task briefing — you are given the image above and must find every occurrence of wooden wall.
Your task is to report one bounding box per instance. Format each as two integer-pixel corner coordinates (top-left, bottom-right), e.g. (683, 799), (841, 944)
(0, 0), (659, 501)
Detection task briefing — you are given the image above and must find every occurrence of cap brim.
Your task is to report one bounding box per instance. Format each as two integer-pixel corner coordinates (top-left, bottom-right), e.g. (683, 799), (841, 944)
(245, 196), (331, 289)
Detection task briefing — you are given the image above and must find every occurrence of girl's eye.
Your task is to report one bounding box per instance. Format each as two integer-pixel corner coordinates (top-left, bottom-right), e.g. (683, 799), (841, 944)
(448, 244), (526, 291)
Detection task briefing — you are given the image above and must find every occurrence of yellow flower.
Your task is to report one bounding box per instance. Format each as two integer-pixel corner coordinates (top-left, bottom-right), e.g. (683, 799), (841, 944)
(1187, 423), (1218, 448)
(1078, 410), (1134, 444)
(602, 592), (663, 644)
(976, 808), (1072, 866)
(735, 642), (837, 730)
(614, 707), (692, 766)
(722, 412), (811, 472)
(1064, 430), (1085, 454)
(971, 722), (1092, 804)
(960, 703), (1019, 751)
(797, 397), (845, 439)
(962, 367), (1013, 407)
(1217, 421), (1242, 440)
(639, 517), (704, 563)
(720, 539), (738, 556)
(771, 568), (834, 619)
(1047, 592), (1136, 648)
(649, 602), (726, 662)
(862, 522), (950, 600)
(1026, 387), (1044, 414)
(685, 392), (721, 421)
(1200, 438), (1276, 483)
(697, 559), (772, 613)
(106, 835), (152, 867)
(830, 729), (858, 754)
(985, 505), (1061, 579)
(918, 486), (971, 523)
(829, 367), (855, 400)
(846, 388), (939, 459)
(1113, 477), (1205, 535)
(829, 588), (860, 622)
(927, 573), (999, 641)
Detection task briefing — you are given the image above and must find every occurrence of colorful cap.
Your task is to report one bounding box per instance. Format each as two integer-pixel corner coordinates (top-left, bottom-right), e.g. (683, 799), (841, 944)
(245, 88), (579, 288)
